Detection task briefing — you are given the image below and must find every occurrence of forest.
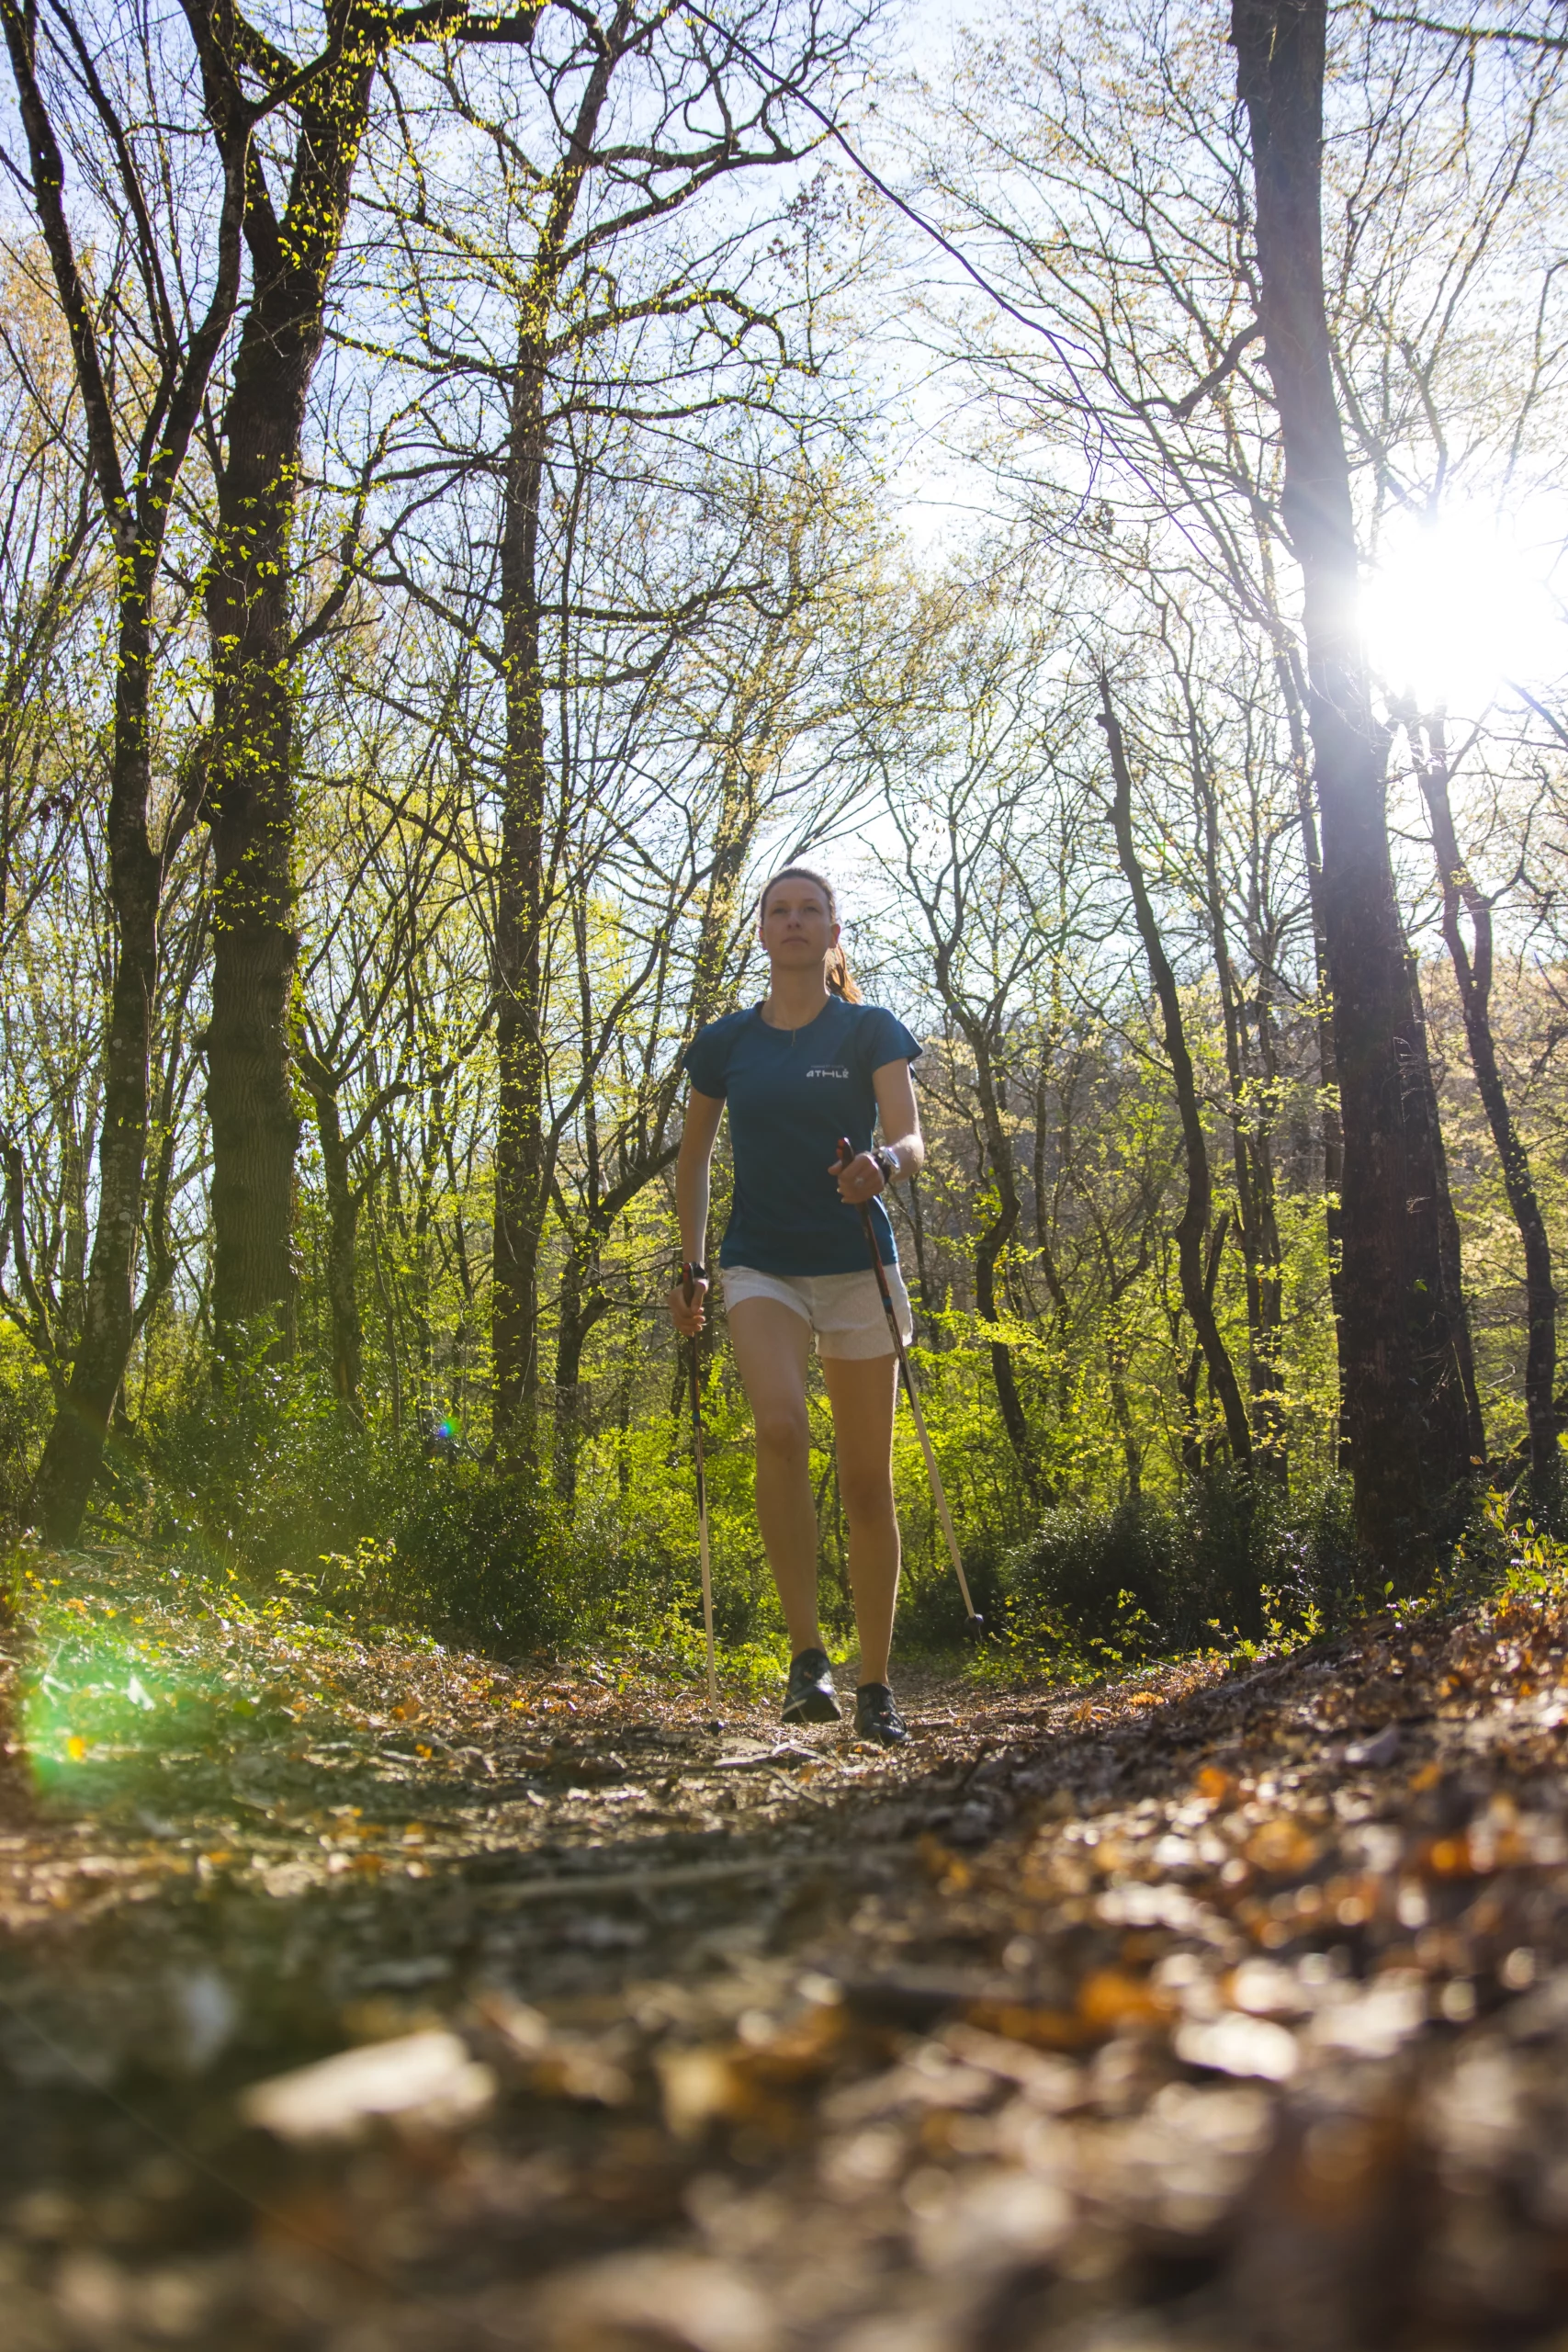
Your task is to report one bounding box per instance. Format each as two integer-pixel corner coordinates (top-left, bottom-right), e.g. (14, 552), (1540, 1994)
(5, 0), (1568, 1668)
(9, 5), (1568, 2348)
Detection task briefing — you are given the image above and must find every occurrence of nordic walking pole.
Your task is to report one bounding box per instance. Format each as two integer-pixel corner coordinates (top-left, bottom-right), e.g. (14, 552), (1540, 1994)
(837, 1141), (984, 1639)
(682, 1261), (720, 1707)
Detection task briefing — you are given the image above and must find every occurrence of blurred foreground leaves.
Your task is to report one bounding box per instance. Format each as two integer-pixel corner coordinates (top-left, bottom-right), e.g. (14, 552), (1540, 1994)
(4, 1555), (1568, 2344)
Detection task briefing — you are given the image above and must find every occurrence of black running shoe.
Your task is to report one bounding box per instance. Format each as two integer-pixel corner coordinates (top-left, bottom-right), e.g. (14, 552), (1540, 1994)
(782, 1646), (841, 1724)
(854, 1682), (908, 1747)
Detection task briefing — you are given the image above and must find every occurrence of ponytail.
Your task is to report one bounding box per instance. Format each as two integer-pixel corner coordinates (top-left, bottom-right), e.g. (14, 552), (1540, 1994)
(759, 865), (862, 1000)
(826, 943), (863, 1001)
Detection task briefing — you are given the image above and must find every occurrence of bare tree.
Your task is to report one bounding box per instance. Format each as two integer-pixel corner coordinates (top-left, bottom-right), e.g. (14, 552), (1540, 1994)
(1100, 676), (1254, 1468)
(194, 0), (540, 1343)
(2, 0), (254, 1537)
(1404, 708), (1559, 1505)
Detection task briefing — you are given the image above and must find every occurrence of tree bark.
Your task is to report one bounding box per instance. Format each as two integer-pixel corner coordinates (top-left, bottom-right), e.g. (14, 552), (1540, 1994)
(203, 51), (377, 1331)
(1399, 947), (1485, 1476)
(29, 726), (161, 1538)
(1232, 0), (1478, 1561)
(491, 21), (632, 1461)
(1100, 678), (1253, 1467)
(1187, 702), (1287, 1472)
(552, 1225), (612, 1503)
(492, 333), (551, 1455)
(1415, 713), (1557, 1505)
(1275, 636), (1351, 1463)
(1107, 1336), (1142, 1498)
(928, 998), (1041, 1492)
(302, 1071), (365, 1418)
(204, 6), (543, 1334)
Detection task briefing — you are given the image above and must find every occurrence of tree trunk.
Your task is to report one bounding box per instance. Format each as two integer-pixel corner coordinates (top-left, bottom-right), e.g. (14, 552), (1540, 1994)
(1399, 948), (1485, 1476)
(552, 1224), (611, 1503)
(1233, 0), (1477, 1561)
(932, 1003), (1041, 1492)
(1416, 714), (1557, 1506)
(204, 62), (375, 1332)
(1101, 678), (1253, 1466)
(30, 710), (160, 1540)
(907, 1171), (936, 1327)
(1032, 1057), (1075, 1418)
(1275, 637), (1351, 1464)
(492, 338), (551, 1460)
(304, 1074), (365, 1419)
(1190, 728), (1287, 1473)
(1107, 1336), (1142, 1499)
(491, 32), (631, 1461)
(974, 1192), (1039, 1492)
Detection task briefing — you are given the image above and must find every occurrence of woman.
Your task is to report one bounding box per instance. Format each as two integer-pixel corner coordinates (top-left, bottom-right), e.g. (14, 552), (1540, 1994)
(669, 867), (924, 1746)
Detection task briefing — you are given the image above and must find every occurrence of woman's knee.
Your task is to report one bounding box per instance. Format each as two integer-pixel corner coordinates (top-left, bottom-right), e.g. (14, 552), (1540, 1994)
(840, 1465), (896, 1526)
(753, 1403), (810, 1460)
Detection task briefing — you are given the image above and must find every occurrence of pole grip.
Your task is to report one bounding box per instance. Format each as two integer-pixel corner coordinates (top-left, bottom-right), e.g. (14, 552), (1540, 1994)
(840, 1138), (897, 1306)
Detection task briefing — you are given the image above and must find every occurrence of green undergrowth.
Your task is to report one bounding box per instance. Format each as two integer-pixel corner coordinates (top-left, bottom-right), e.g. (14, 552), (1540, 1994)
(79, 1351), (997, 1670)
(998, 1469), (1361, 1674)
(53, 1352), (1565, 1702)
(991, 1474), (1568, 1688)
(8, 1544), (380, 1792)
(5, 1542), (783, 1805)
(12, 1479), (1559, 1792)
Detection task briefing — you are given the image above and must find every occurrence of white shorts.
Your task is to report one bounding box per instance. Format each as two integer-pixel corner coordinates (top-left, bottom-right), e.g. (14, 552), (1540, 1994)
(721, 1262), (914, 1360)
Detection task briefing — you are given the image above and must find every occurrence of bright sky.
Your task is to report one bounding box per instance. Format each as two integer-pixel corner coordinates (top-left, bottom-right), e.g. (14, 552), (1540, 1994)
(857, 0), (1568, 722)
(1361, 497), (1568, 720)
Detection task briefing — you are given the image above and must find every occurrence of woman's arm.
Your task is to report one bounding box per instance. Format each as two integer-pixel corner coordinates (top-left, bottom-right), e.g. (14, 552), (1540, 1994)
(872, 1058), (925, 1181)
(832, 1059), (925, 1204)
(670, 1087), (725, 1334)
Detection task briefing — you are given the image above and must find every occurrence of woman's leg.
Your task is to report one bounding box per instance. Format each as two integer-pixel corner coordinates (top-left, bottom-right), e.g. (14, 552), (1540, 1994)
(727, 1297), (821, 1655)
(820, 1351), (900, 1684)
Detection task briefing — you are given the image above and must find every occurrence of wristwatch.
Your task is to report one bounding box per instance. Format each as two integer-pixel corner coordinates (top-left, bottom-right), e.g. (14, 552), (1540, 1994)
(873, 1146), (900, 1187)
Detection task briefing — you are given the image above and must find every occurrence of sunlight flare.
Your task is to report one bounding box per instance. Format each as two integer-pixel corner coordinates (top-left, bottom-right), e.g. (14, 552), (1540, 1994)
(1361, 501), (1568, 715)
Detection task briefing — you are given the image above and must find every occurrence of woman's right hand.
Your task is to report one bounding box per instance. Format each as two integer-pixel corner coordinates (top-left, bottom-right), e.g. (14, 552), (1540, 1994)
(669, 1273), (708, 1338)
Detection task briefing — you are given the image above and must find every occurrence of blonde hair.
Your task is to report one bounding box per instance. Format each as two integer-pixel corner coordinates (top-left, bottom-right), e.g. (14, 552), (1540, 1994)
(758, 865), (862, 1001)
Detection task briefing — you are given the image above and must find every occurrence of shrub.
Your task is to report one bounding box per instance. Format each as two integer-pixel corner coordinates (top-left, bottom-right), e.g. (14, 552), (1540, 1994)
(319, 1458), (574, 1657)
(139, 1355), (379, 1577)
(891, 1527), (1011, 1651)
(1007, 1493), (1190, 1662)
(1006, 1471), (1360, 1664)
(0, 1332), (57, 1532)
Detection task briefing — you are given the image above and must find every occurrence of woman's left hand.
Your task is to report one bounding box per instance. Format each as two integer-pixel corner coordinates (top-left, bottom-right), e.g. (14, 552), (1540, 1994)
(832, 1148), (885, 1204)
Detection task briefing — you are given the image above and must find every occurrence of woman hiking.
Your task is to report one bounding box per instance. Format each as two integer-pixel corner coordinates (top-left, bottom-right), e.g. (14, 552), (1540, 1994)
(669, 867), (924, 1747)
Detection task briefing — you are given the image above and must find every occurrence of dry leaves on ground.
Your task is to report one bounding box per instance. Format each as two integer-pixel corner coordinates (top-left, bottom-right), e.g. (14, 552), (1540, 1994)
(4, 1558), (1568, 2347)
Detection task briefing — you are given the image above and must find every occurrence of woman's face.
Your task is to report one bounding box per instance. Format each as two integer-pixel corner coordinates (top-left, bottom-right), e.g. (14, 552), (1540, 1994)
(760, 879), (839, 971)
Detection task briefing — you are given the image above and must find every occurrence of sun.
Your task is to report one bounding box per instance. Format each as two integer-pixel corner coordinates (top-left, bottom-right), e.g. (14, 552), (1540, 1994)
(1359, 499), (1568, 718)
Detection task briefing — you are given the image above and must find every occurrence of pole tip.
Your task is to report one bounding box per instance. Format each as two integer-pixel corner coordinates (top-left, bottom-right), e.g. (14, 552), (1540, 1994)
(964, 1614), (985, 1641)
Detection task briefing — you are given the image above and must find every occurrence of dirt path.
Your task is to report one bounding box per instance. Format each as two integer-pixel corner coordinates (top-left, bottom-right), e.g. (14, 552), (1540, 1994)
(4, 1555), (1568, 2348)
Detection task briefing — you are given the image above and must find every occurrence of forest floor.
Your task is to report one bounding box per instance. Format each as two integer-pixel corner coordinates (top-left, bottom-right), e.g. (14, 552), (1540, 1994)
(3, 1555), (1568, 2349)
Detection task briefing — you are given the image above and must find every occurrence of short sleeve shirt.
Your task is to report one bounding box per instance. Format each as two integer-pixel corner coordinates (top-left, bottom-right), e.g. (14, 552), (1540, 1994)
(684, 998), (922, 1275)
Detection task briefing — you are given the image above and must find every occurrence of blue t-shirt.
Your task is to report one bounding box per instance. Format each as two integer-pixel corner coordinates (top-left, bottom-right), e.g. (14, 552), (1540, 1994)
(684, 998), (922, 1275)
